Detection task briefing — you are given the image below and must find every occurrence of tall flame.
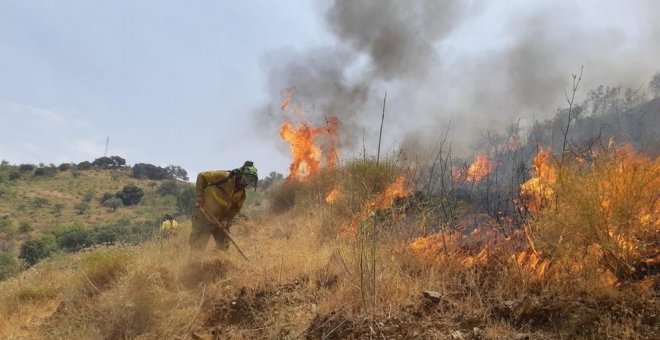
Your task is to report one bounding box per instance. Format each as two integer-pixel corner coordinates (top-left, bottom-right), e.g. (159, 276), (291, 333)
(279, 122), (323, 180)
(279, 89), (341, 180)
(520, 148), (557, 212)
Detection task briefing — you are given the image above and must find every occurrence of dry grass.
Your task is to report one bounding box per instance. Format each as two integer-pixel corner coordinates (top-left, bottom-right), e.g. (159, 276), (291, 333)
(0, 154), (657, 339)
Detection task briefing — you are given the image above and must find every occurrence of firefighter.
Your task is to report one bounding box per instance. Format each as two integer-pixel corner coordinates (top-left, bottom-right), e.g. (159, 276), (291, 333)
(189, 161), (258, 256)
(160, 213), (179, 238)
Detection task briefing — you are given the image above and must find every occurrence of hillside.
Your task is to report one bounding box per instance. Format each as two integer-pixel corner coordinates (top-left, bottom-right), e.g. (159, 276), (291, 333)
(0, 164), (191, 258)
(0, 149), (658, 339)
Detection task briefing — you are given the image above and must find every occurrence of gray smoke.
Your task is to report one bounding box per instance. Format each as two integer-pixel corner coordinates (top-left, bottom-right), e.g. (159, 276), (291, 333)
(325, 0), (464, 80)
(259, 0), (660, 157)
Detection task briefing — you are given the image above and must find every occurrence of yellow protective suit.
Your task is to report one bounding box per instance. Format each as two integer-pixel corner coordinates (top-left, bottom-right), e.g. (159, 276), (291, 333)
(160, 219), (179, 237)
(189, 170), (246, 254)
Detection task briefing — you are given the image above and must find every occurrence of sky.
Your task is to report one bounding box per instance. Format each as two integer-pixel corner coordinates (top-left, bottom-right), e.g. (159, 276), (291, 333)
(0, 0), (657, 179)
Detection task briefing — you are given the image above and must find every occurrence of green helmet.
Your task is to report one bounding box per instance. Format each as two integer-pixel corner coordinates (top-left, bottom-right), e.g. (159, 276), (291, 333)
(239, 161), (258, 189)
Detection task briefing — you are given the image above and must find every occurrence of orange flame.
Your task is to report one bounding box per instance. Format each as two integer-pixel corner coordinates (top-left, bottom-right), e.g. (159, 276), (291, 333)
(279, 90), (341, 180)
(279, 122), (323, 180)
(453, 153), (493, 182)
(325, 187), (341, 204)
(340, 176), (411, 235)
(520, 148), (557, 212)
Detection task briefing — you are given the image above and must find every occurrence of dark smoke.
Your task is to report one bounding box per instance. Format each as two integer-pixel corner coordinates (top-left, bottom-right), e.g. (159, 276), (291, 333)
(258, 0), (660, 157)
(325, 0), (464, 80)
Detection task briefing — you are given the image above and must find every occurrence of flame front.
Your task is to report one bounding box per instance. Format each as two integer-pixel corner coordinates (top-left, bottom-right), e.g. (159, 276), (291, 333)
(341, 176), (411, 235)
(453, 153), (493, 182)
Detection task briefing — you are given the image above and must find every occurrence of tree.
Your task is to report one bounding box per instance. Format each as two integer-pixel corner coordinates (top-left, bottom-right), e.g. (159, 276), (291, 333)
(166, 165), (189, 181)
(18, 164), (35, 173)
(258, 171), (285, 189)
(650, 72), (660, 98)
(177, 186), (196, 216)
(116, 184), (144, 206)
(77, 161), (92, 170)
(18, 236), (56, 266)
(74, 202), (91, 215)
(102, 197), (124, 212)
(157, 180), (180, 196)
(132, 163), (169, 180)
(92, 155), (126, 169)
(58, 163), (72, 171)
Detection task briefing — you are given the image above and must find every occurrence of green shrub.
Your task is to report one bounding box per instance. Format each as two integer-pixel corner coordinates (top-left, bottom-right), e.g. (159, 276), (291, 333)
(0, 252), (21, 281)
(82, 190), (95, 202)
(74, 202), (91, 215)
(116, 184), (144, 206)
(102, 197), (124, 212)
(100, 192), (116, 203)
(0, 217), (12, 230)
(18, 221), (33, 233)
(33, 167), (57, 177)
(58, 163), (72, 171)
(32, 197), (49, 208)
(8, 171), (20, 181)
(55, 226), (92, 252)
(177, 186), (196, 216)
(18, 164), (35, 173)
(18, 235), (57, 266)
(0, 185), (11, 198)
(51, 203), (65, 214)
(157, 180), (180, 197)
(76, 161), (92, 170)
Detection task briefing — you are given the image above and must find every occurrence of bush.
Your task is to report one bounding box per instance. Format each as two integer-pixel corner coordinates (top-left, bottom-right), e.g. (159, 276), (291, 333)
(18, 164), (35, 173)
(116, 184), (144, 206)
(103, 197), (124, 212)
(527, 147), (659, 281)
(8, 171), (20, 181)
(100, 192), (116, 203)
(0, 185), (10, 198)
(18, 221), (33, 233)
(18, 236), (57, 266)
(33, 167), (57, 177)
(55, 226), (92, 252)
(177, 186), (196, 216)
(157, 180), (180, 197)
(32, 197), (49, 208)
(74, 202), (91, 215)
(76, 161), (92, 170)
(0, 252), (21, 281)
(82, 190), (95, 202)
(58, 163), (72, 171)
(51, 203), (65, 215)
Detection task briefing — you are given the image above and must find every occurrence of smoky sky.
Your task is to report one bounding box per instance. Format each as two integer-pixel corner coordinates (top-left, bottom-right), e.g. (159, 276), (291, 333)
(258, 0), (660, 156)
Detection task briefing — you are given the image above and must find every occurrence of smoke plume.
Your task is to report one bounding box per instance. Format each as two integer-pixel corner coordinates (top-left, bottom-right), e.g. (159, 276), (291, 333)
(258, 0), (660, 158)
